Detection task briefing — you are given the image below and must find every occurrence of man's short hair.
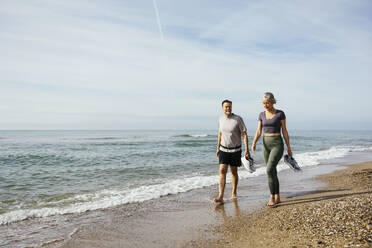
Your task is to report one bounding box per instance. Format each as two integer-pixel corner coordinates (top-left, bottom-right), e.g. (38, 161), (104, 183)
(221, 99), (232, 106)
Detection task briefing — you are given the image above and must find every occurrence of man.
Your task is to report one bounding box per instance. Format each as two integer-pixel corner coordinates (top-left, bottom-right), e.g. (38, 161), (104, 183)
(214, 99), (250, 203)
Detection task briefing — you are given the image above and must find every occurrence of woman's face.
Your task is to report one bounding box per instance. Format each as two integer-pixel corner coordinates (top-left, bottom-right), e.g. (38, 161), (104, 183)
(262, 97), (274, 110)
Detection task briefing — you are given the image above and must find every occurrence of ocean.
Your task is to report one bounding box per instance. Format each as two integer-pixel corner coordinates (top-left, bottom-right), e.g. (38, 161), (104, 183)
(1, 130), (372, 247)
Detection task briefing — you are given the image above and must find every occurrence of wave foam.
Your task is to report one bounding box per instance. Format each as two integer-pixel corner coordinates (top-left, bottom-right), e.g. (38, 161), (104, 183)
(296, 145), (372, 167)
(173, 134), (214, 138)
(0, 166), (271, 225)
(0, 175), (217, 225)
(1, 145), (371, 225)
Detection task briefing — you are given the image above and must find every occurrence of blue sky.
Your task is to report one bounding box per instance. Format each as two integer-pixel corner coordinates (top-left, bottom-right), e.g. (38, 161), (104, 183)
(1, 0), (372, 130)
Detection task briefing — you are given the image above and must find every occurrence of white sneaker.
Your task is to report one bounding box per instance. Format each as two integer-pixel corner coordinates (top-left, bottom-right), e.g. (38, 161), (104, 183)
(241, 156), (256, 173)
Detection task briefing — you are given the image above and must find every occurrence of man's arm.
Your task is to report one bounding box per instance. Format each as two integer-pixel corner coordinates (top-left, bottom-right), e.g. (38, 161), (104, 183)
(216, 131), (221, 157)
(242, 131), (250, 158)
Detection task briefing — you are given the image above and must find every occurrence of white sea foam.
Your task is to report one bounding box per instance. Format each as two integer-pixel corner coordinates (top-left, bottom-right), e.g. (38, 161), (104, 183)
(0, 175), (219, 225)
(296, 145), (372, 166)
(174, 134), (213, 138)
(242, 145), (372, 175)
(190, 134), (209, 138)
(276, 145), (372, 172)
(1, 145), (371, 225)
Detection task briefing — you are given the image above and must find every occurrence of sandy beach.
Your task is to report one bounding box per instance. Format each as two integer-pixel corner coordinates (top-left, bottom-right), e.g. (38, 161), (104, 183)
(3, 156), (371, 247)
(55, 161), (372, 248)
(194, 161), (372, 248)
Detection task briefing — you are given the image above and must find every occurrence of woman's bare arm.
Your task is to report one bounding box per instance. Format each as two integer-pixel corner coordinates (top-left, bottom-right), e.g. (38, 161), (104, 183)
(281, 119), (292, 156)
(251, 121), (262, 153)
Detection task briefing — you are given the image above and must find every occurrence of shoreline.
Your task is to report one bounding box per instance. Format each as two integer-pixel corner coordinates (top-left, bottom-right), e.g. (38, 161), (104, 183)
(195, 161), (372, 247)
(56, 162), (341, 248)
(2, 160), (370, 247)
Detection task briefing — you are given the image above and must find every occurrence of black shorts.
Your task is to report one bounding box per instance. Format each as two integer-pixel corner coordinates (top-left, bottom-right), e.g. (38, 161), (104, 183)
(218, 150), (242, 167)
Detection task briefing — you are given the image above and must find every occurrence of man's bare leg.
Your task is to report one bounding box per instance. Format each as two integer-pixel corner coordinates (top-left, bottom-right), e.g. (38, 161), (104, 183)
(230, 165), (238, 200)
(213, 164), (228, 203)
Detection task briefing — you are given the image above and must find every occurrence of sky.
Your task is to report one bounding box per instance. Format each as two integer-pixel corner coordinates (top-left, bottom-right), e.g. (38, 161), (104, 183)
(1, 0), (372, 130)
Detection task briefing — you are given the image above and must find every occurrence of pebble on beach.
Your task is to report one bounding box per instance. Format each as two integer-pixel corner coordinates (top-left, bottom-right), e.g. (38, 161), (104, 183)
(196, 162), (372, 248)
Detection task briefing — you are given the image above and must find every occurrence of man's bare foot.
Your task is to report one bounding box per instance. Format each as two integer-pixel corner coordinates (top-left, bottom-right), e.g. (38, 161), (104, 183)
(230, 195), (237, 200)
(275, 199), (281, 204)
(213, 197), (224, 203)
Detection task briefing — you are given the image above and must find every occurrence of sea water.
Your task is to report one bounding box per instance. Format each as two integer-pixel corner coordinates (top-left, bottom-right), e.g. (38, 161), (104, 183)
(1, 130), (372, 246)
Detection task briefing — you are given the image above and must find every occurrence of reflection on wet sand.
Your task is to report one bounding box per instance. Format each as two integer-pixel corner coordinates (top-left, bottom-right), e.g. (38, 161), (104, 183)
(214, 199), (241, 225)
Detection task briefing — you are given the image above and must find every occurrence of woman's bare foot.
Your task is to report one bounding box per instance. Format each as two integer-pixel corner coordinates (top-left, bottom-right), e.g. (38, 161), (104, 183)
(213, 197), (224, 203)
(267, 195), (276, 207)
(274, 194), (281, 204)
(230, 195), (237, 200)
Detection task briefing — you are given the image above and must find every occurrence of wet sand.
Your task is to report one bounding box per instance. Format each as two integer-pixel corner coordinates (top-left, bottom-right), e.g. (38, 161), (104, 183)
(54, 163), (345, 248)
(196, 161), (372, 248)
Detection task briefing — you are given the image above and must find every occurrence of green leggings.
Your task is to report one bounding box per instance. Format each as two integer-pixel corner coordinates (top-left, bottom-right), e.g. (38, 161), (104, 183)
(263, 136), (284, 195)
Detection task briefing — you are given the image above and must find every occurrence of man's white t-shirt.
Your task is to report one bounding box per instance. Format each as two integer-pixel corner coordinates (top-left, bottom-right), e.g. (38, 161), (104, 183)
(218, 113), (247, 153)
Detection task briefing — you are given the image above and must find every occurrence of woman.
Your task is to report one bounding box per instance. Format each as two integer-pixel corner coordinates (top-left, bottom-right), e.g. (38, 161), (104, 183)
(251, 92), (292, 207)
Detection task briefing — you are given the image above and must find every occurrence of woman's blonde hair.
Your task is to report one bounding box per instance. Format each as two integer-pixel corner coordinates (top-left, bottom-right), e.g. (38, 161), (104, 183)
(263, 92), (276, 104)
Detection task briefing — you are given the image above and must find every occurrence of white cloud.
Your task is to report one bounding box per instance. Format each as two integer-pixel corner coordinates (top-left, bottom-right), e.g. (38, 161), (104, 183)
(0, 0), (371, 129)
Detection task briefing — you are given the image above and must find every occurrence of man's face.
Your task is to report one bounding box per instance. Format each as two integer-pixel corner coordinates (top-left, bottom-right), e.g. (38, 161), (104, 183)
(222, 102), (232, 116)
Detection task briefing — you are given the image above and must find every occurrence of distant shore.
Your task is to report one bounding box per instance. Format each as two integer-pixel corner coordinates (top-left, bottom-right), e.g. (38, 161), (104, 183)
(193, 161), (372, 247)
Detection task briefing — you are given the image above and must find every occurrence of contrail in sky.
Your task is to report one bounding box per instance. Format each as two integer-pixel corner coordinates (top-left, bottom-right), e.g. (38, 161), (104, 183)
(152, 0), (164, 41)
